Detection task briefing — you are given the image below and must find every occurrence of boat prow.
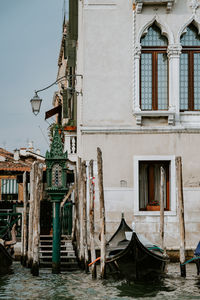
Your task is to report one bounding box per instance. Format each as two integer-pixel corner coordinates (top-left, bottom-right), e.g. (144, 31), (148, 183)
(106, 217), (168, 281)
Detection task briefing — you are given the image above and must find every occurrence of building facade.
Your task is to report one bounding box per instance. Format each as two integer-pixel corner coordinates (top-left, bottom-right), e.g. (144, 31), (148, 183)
(59, 0), (200, 251)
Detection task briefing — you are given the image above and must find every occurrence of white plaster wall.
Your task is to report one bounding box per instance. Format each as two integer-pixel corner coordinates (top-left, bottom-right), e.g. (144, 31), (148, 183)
(76, 0), (200, 249)
(81, 132), (200, 249)
(79, 0), (200, 128)
(82, 0), (133, 126)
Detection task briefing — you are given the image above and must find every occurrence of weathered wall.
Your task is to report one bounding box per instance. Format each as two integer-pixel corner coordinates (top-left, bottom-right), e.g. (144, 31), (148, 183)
(76, 0), (200, 250)
(80, 132), (200, 249)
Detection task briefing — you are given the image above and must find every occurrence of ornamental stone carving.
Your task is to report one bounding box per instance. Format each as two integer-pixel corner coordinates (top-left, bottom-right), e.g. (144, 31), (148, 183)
(189, 0), (200, 14)
(134, 44), (141, 58)
(167, 44), (182, 59)
(134, 0), (175, 14)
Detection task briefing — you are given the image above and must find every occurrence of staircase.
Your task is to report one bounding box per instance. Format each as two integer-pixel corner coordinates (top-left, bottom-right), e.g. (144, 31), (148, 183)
(39, 235), (79, 271)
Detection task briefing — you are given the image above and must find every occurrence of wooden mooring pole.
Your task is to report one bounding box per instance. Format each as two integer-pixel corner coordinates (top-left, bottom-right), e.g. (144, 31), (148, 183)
(31, 163), (43, 276)
(82, 161), (89, 272)
(89, 160), (97, 279)
(160, 166), (165, 252)
(97, 147), (106, 279)
(27, 162), (36, 268)
(21, 171), (28, 266)
(73, 166), (80, 249)
(78, 157), (84, 267)
(176, 156), (186, 277)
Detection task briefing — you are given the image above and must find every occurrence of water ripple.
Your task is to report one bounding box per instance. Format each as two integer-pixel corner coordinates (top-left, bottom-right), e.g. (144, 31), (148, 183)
(0, 263), (199, 299)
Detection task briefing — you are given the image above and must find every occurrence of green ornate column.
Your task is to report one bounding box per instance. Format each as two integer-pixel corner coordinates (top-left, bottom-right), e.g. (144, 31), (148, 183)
(45, 126), (68, 274)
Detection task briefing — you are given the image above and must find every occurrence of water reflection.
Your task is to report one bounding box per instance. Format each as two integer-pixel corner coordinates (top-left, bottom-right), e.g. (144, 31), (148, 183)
(116, 279), (176, 298)
(0, 263), (200, 299)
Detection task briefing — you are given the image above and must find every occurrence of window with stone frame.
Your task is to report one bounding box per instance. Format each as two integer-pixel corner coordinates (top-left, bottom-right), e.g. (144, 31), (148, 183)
(180, 23), (200, 111)
(140, 23), (168, 111)
(139, 161), (170, 211)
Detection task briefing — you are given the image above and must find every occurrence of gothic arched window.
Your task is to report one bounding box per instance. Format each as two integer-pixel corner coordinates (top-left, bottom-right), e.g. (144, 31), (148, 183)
(140, 24), (168, 110)
(180, 23), (200, 111)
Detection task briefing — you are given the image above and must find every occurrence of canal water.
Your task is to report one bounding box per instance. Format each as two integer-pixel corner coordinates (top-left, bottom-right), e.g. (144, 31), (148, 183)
(0, 262), (200, 300)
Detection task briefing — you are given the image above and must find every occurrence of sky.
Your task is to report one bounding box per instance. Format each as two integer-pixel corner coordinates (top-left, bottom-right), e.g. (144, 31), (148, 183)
(0, 0), (68, 155)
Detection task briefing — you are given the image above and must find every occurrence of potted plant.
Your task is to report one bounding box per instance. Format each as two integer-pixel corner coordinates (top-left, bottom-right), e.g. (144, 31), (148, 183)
(146, 201), (160, 211)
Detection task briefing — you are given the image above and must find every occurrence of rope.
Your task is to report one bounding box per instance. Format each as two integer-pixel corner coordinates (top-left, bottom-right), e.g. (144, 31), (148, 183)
(148, 246), (164, 253)
(181, 256), (200, 266)
(88, 257), (101, 267)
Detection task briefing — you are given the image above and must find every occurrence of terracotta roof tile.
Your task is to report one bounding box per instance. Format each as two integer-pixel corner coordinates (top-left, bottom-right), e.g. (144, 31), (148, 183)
(0, 161), (31, 172)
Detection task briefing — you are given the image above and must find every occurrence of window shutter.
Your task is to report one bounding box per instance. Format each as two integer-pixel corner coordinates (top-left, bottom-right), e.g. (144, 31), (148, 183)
(69, 0), (78, 41)
(64, 37), (68, 60)
(63, 89), (68, 118)
(67, 40), (76, 67)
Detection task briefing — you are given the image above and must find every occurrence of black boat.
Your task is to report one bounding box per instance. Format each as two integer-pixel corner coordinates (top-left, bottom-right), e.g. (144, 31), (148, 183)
(0, 224), (16, 274)
(105, 216), (169, 281)
(0, 243), (13, 274)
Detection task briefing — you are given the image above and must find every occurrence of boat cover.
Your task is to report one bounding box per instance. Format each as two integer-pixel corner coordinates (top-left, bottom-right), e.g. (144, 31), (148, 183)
(194, 241), (200, 256)
(125, 232), (158, 249)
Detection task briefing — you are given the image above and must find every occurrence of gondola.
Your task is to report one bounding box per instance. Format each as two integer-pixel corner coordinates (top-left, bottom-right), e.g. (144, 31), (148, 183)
(0, 224), (16, 274)
(105, 216), (169, 281)
(0, 242), (13, 274)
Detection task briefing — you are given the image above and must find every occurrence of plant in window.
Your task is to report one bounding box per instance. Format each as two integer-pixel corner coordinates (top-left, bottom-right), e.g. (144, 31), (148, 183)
(139, 161), (170, 211)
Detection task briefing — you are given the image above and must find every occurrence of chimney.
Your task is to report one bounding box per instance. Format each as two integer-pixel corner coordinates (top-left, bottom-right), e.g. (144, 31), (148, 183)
(20, 148), (27, 156)
(28, 141), (34, 152)
(36, 149), (40, 155)
(14, 149), (20, 161)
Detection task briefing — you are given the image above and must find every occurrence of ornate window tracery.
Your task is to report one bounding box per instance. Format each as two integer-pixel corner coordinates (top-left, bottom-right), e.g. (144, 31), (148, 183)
(180, 23), (200, 111)
(140, 24), (168, 111)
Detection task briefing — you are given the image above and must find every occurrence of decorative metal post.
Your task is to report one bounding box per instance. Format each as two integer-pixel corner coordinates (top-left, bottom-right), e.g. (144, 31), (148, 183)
(45, 126), (68, 274)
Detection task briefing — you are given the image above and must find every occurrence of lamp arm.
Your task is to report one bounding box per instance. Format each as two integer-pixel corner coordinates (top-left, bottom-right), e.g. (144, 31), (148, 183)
(35, 74), (83, 94)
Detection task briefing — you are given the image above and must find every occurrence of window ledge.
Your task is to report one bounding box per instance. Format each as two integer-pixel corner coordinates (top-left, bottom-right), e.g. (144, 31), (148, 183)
(135, 0), (174, 13)
(134, 110), (175, 126)
(180, 111), (200, 116)
(134, 210), (177, 216)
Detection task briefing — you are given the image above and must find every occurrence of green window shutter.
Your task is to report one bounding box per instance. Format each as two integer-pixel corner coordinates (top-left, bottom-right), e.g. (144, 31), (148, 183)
(64, 37), (68, 60)
(67, 40), (76, 67)
(69, 0), (78, 40)
(63, 89), (68, 118)
(73, 92), (77, 126)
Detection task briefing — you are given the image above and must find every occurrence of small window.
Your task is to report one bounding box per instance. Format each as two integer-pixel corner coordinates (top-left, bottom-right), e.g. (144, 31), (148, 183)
(140, 23), (168, 111)
(139, 161), (170, 211)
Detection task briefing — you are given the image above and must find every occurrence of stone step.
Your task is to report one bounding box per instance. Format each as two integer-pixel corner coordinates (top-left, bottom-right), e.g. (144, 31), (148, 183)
(40, 256), (77, 260)
(39, 243), (72, 247)
(39, 245), (67, 249)
(39, 235), (78, 269)
(39, 253), (76, 257)
(39, 250), (75, 254)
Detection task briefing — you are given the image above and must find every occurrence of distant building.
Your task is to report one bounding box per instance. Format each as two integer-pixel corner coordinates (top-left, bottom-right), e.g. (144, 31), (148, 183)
(0, 145), (44, 204)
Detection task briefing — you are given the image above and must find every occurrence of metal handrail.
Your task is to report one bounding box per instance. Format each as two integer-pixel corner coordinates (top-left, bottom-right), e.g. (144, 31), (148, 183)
(0, 212), (22, 238)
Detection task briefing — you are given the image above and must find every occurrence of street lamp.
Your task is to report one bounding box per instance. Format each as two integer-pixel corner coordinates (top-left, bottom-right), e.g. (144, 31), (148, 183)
(30, 92), (42, 116)
(30, 74), (83, 115)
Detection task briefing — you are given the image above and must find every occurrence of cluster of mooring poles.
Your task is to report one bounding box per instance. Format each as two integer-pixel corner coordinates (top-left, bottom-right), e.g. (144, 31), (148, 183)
(21, 161), (44, 276)
(160, 156), (186, 277)
(20, 137), (186, 279)
(72, 147), (106, 279)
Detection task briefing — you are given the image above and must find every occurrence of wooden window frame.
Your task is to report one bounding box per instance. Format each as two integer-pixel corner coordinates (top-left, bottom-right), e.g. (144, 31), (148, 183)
(181, 48), (200, 111)
(140, 46), (168, 111)
(139, 160), (170, 211)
